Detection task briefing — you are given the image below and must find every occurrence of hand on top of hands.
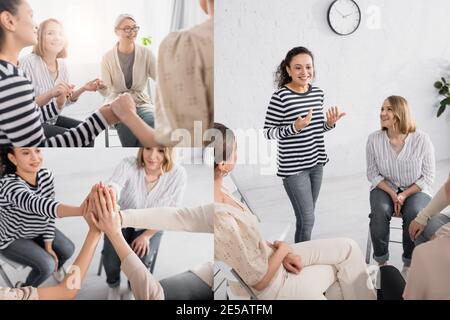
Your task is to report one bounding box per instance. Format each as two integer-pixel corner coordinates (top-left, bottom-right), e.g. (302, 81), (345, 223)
(83, 182), (122, 236)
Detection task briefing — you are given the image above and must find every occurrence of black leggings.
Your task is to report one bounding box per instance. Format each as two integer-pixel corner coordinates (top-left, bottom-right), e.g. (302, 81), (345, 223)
(43, 116), (95, 147)
(378, 265), (406, 300)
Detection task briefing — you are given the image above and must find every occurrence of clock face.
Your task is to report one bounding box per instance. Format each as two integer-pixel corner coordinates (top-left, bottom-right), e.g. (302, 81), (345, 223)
(328, 0), (361, 36)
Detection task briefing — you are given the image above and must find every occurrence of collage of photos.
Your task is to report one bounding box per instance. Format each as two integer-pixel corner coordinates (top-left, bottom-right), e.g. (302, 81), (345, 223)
(0, 0), (449, 308)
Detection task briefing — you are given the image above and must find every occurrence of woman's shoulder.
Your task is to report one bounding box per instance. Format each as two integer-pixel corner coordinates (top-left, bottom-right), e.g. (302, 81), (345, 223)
(0, 60), (29, 82)
(120, 157), (139, 169)
(102, 47), (116, 62)
(164, 164), (187, 181)
(310, 86), (324, 94)
(19, 53), (40, 66)
(368, 130), (385, 140)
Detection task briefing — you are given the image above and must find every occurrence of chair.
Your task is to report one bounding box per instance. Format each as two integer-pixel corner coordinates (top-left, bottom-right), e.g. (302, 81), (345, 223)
(0, 253), (25, 288)
(366, 216), (403, 264)
(230, 269), (259, 300)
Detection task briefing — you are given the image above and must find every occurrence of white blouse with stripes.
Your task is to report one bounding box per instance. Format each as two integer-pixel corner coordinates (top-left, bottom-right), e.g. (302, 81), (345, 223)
(263, 85), (334, 178)
(0, 169), (59, 250)
(366, 130), (435, 196)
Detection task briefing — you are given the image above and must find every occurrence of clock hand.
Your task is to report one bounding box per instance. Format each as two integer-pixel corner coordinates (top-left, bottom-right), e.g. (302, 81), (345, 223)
(343, 12), (356, 18)
(335, 8), (346, 18)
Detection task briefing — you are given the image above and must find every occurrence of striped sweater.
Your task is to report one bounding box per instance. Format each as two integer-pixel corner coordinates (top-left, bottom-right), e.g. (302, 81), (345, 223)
(0, 169), (59, 250)
(0, 60), (107, 147)
(263, 85), (334, 178)
(366, 130), (435, 196)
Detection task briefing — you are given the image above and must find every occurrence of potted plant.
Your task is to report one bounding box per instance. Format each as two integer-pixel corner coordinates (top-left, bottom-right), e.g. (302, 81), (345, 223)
(141, 36), (152, 47)
(434, 77), (450, 117)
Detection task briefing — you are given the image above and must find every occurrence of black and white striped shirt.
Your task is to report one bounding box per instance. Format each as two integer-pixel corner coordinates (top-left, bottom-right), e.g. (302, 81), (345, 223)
(0, 169), (59, 250)
(0, 60), (107, 147)
(263, 86), (334, 178)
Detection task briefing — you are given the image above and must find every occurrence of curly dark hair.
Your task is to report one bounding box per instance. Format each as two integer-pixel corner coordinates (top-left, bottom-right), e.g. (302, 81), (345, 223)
(0, 147), (16, 177)
(274, 46), (315, 89)
(0, 0), (22, 47)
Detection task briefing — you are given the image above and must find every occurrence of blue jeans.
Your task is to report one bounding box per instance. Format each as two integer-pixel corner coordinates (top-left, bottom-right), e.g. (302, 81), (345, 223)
(0, 229), (75, 287)
(102, 228), (163, 288)
(282, 164), (324, 243)
(369, 188), (431, 266)
(115, 106), (155, 147)
(415, 214), (450, 246)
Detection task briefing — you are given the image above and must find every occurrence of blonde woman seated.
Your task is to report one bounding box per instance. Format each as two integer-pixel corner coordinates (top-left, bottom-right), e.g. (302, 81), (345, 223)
(212, 123), (375, 300)
(102, 147), (187, 300)
(366, 96), (435, 273)
(19, 18), (102, 144)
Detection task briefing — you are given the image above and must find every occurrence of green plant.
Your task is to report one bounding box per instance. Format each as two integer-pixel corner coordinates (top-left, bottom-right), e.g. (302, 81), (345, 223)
(434, 77), (450, 117)
(141, 36), (153, 47)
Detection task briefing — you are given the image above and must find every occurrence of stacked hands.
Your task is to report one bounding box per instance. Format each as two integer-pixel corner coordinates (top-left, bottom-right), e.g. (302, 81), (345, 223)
(294, 106), (347, 132)
(268, 241), (303, 275)
(81, 182), (123, 241)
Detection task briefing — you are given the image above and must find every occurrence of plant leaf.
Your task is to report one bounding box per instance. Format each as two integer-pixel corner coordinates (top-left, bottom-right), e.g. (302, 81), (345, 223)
(442, 77), (447, 84)
(434, 81), (443, 89)
(437, 104), (446, 117)
(441, 97), (450, 105)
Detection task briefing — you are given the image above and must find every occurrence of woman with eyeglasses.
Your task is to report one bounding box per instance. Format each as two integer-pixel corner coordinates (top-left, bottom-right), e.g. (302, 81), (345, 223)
(99, 14), (156, 147)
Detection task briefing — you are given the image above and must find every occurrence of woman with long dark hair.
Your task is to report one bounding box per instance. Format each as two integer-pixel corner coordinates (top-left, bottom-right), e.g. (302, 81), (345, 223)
(263, 47), (346, 243)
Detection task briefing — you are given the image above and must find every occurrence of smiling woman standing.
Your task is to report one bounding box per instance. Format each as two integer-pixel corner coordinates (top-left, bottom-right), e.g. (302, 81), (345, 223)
(263, 46), (346, 243)
(99, 14), (156, 147)
(366, 95), (435, 274)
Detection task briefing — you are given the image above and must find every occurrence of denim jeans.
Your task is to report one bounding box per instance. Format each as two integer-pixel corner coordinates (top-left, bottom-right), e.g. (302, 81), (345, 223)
(115, 105), (155, 147)
(415, 214), (450, 246)
(369, 188), (431, 266)
(0, 229), (75, 287)
(43, 116), (95, 147)
(282, 164), (324, 243)
(102, 228), (163, 288)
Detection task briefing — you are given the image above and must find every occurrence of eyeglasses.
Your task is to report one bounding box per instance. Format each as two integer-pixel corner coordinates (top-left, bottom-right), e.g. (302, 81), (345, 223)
(118, 26), (140, 34)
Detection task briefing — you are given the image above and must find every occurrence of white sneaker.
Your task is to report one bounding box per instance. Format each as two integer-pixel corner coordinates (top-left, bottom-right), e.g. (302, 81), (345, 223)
(368, 265), (380, 289)
(107, 286), (121, 300)
(401, 266), (409, 280)
(53, 268), (66, 283)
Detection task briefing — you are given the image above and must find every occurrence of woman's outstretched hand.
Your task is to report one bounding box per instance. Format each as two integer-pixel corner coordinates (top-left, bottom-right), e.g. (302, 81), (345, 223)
(326, 106), (346, 127)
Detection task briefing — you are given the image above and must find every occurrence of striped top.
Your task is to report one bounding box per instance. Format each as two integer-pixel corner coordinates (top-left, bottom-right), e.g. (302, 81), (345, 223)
(19, 53), (73, 125)
(0, 169), (59, 250)
(366, 130), (435, 196)
(0, 60), (107, 147)
(107, 157), (187, 210)
(263, 85), (334, 178)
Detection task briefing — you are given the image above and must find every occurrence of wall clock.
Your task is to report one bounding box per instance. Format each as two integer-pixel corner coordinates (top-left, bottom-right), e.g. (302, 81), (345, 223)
(327, 0), (361, 36)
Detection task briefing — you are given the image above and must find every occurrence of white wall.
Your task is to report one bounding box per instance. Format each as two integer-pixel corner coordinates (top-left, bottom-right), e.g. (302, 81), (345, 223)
(216, 0), (450, 178)
(24, 0), (208, 122)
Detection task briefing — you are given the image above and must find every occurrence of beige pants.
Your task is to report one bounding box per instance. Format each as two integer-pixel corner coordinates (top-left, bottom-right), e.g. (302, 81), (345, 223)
(258, 238), (377, 300)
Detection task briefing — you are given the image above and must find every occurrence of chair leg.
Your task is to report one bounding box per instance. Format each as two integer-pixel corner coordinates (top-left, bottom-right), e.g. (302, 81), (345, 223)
(0, 265), (15, 288)
(366, 228), (372, 264)
(97, 255), (103, 277)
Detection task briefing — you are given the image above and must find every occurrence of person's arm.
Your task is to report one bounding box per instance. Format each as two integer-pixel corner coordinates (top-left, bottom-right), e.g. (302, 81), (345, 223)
(69, 79), (102, 103)
(37, 229), (102, 300)
(414, 135), (436, 194)
(253, 241), (291, 291)
(366, 136), (386, 189)
(110, 94), (159, 147)
(122, 205), (214, 234)
(263, 92), (302, 140)
(98, 57), (112, 97)
(92, 184), (165, 300)
(35, 90), (56, 108)
(106, 158), (134, 203)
